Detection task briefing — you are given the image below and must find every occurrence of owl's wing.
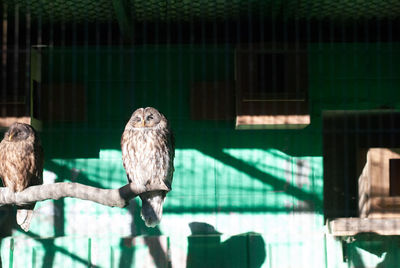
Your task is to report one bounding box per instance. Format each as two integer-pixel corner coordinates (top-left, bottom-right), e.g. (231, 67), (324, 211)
(31, 143), (44, 186)
(121, 130), (135, 184)
(163, 130), (175, 190)
(17, 142), (43, 232)
(0, 141), (6, 187)
(170, 130), (175, 162)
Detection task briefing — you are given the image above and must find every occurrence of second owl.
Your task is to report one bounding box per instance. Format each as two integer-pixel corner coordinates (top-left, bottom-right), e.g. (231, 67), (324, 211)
(121, 107), (175, 227)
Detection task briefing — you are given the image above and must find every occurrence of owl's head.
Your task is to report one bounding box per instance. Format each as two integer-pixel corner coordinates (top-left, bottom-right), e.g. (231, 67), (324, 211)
(4, 122), (36, 142)
(128, 107), (167, 129)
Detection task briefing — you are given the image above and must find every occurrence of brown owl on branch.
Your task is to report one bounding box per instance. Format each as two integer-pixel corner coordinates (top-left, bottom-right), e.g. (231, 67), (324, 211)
(121, 107), (174, 227)
(0, 122), (44, 232)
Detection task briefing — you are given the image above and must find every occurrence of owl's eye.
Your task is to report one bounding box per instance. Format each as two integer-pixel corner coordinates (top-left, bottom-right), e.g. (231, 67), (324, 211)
(134, 116), (141, 122)
(146, 115), (153, 121)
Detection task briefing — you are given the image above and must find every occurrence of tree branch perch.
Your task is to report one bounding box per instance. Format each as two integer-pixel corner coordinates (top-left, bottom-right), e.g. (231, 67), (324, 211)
(0, 182), (155, 208)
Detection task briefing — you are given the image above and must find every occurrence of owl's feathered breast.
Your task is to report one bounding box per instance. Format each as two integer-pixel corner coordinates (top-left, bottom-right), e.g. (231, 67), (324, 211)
(0, 138), (43, 192)
(121, 127), (174, 190)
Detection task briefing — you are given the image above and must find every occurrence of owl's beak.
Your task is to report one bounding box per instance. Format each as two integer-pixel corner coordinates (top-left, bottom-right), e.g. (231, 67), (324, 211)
(8, 132), (14, 141)
(141, 120), (145, 127)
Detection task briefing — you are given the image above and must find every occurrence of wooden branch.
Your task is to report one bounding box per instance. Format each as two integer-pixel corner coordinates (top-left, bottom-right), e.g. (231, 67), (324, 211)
(0, 182), (152, 208)
(328, 217), (400, 236)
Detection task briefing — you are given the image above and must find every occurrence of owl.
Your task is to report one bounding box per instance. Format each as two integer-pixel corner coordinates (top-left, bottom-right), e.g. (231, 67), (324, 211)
(121, 107), (174, 227)
(0, 122), (44, 232)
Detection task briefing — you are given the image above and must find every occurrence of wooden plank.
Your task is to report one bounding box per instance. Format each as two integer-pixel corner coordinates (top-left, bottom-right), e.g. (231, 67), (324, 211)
(235, 43), (310, 130)
(328, 217), (400, 236)
(235, 114), (310, 129)
(323, 111), (400, 220)
(0, 116), (31, 130)
(358, 148), (400, 218)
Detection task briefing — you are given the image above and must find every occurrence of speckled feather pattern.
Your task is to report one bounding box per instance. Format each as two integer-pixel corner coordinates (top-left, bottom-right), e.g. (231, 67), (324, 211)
(121, 107), (174, 227)
(0, 125), (43, 192)
(121, 127), (174, 190)
(121, 110), (174, 191)
(0, 123), (44, 231)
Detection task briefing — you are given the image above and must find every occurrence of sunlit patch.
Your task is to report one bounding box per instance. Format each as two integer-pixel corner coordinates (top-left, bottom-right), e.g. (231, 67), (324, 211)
(222, 148), (293, 182)
(168, 148), (323, 212)
(99, 149), (122, 159)
(220, 148), (323, 206)
(49, 157), (126, 187)
(43, 170), (58, 184)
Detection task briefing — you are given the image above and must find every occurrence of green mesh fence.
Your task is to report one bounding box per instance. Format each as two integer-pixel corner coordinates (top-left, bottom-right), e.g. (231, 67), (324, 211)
(0, 1), (400, 268)
(3, 0), (400, 22)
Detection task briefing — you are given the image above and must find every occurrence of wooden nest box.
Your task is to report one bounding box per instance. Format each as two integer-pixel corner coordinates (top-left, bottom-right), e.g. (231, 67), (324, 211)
(358, 148), (400, 218)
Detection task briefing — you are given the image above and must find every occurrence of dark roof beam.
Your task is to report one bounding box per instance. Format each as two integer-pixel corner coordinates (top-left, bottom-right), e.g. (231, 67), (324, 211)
(112, 0), (133, 42)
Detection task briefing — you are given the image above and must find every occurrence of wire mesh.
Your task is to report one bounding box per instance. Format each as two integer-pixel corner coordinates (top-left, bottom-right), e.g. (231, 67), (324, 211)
(0, 1), (400, 267)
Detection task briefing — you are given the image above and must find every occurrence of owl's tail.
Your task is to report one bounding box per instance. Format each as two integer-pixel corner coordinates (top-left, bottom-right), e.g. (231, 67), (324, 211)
(140, 191), (166, 228)
(16, 208), (34, 232)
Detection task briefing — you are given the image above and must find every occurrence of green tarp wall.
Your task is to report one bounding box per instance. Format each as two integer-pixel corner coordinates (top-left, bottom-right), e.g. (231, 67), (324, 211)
(1, 42), (400, 267)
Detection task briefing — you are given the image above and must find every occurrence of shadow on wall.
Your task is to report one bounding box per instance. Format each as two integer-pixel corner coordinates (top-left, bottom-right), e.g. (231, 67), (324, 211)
(186, 222), (266, 268)
(346, 233), (400, 267)
(118, 199), (169, 268)
(0, 205), (13, 268)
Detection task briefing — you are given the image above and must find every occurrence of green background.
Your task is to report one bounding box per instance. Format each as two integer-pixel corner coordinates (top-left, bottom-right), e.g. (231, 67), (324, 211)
(1, 42), (400, 267)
